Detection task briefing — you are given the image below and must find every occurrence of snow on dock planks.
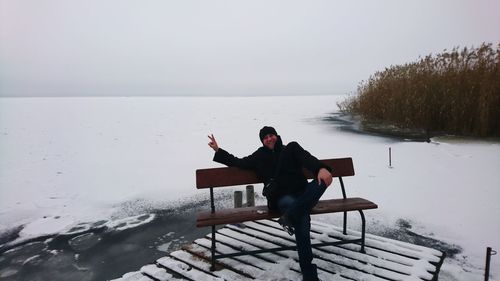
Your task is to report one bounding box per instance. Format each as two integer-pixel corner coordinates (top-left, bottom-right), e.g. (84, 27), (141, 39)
(111, 219), (444, 281)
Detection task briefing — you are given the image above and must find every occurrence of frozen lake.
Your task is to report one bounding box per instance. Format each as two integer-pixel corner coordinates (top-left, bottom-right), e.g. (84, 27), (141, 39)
(0, 95), (499, 280)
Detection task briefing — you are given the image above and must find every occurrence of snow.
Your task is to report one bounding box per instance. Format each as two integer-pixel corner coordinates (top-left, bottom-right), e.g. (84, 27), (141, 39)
(197, 219), (436, 280)
(170, 250), (252, 281)
(0, 95), (499, 280)
(18, 216), (74, 238)
(140, 264), (173, 281)
(224, 221), (422, 280)
(157, 256), (224, 281)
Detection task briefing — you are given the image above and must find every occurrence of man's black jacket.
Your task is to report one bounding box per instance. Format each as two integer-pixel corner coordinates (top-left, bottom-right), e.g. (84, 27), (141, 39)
(213, 137), (331, 208)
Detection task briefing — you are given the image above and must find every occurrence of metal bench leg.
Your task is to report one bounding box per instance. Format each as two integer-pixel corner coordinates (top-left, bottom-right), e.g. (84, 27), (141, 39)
(210, 225), (216, 271)
(343, 211), (347, 235)
(209, 187), (217, 271)
(358, 210), (366, 253)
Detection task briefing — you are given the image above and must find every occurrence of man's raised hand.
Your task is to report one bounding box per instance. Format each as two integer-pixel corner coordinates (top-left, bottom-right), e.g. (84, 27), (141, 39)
(208, 134), (219, 152)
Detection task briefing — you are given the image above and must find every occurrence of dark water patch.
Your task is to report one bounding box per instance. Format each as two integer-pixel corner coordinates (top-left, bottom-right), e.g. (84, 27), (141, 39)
(0, 194), (234, 281)
(17, 250), (94, 281)
(0, 225), (23, 246)
(77, 209), (211, 281)
(2, 241), (48, 266)
(0, 235), (57, 255)
(375, 218), (463, 258)
(0, 222), (108, 254)
(322, 113), (433, 142)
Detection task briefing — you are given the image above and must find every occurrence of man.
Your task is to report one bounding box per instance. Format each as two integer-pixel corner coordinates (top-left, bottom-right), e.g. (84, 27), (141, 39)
(207, 126), (333, 281)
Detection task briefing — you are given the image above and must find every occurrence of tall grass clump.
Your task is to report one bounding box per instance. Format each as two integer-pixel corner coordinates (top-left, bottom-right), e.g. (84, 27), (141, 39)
(339, 42), (500, 137)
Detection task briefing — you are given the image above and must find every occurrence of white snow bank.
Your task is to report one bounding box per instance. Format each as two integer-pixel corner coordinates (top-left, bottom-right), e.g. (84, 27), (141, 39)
(4, 213), (155, 247)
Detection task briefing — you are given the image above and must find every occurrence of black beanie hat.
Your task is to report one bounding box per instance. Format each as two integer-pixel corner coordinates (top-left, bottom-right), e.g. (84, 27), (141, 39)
(259, 126), (278, 142)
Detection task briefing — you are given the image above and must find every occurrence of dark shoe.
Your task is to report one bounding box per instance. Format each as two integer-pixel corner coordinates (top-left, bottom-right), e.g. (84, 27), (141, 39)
(277, 215), (295, 236)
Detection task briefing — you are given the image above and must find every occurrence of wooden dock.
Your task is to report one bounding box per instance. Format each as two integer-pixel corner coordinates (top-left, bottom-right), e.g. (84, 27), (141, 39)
(111, 219), (445, 281)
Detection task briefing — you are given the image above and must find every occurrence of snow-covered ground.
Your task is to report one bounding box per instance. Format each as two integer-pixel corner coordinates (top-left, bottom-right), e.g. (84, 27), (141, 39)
(0, 95), (499, 280)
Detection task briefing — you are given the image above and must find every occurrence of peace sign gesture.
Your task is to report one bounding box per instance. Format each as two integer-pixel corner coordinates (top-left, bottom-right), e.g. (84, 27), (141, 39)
(207, 134), (219, 152)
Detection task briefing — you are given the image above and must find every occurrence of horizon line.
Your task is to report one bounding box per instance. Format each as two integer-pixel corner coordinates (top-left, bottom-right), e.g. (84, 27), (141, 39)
(0, 92), (349, 98)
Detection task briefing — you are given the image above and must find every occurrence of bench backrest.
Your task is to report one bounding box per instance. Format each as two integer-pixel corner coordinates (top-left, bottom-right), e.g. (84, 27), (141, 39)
(196, 157), (354, 189)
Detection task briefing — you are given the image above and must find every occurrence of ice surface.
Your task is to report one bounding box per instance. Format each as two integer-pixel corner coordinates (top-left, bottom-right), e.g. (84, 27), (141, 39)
(0, 95), (499, 280)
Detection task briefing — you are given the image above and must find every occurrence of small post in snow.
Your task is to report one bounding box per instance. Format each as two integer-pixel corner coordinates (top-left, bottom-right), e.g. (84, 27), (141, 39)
(388, 147), (393, 168)
(485, 247), (497, 281)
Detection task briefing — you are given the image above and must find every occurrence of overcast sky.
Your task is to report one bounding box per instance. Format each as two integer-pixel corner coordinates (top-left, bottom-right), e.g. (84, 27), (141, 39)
(0, 0), (499, 97)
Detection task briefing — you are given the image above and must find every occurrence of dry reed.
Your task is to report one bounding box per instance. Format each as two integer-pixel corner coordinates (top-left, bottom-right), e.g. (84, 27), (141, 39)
(338, 42), (500, 137)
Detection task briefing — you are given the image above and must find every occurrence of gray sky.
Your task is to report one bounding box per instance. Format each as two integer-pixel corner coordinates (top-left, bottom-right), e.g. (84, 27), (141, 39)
(0, 0), (499, 97)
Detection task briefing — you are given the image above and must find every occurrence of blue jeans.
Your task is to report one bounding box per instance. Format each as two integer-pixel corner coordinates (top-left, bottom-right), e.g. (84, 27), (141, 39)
(277, 180), (327, 281)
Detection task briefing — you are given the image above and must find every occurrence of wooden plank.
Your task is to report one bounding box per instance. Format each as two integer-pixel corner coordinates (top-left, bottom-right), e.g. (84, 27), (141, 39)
(194, 237), (278, 271)
(196, 158), (354, 189)
(109, 271), (154, 281)
(184, 242), (266, 277)
(140, 264), (175, 281)
(197, 197), (377, 227)
(170, 250), (253, 281)
(156, 256), (223, 281)
(320, 158), (356, 178)
(196, 166), (261, 189)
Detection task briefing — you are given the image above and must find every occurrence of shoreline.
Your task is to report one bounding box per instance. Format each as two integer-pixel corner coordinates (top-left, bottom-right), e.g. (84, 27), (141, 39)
(322, 112), (500, 143)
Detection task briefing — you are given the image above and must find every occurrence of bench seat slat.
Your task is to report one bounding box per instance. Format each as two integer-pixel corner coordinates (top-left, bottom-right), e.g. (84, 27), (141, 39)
(196, 197), (378, 227)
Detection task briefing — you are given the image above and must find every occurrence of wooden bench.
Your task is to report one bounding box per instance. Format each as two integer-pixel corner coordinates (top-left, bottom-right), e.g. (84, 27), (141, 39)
(196, 157), (378, 271)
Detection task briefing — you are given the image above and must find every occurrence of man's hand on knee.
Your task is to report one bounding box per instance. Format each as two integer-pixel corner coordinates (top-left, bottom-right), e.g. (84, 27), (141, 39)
(317, 168), (333, 187)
